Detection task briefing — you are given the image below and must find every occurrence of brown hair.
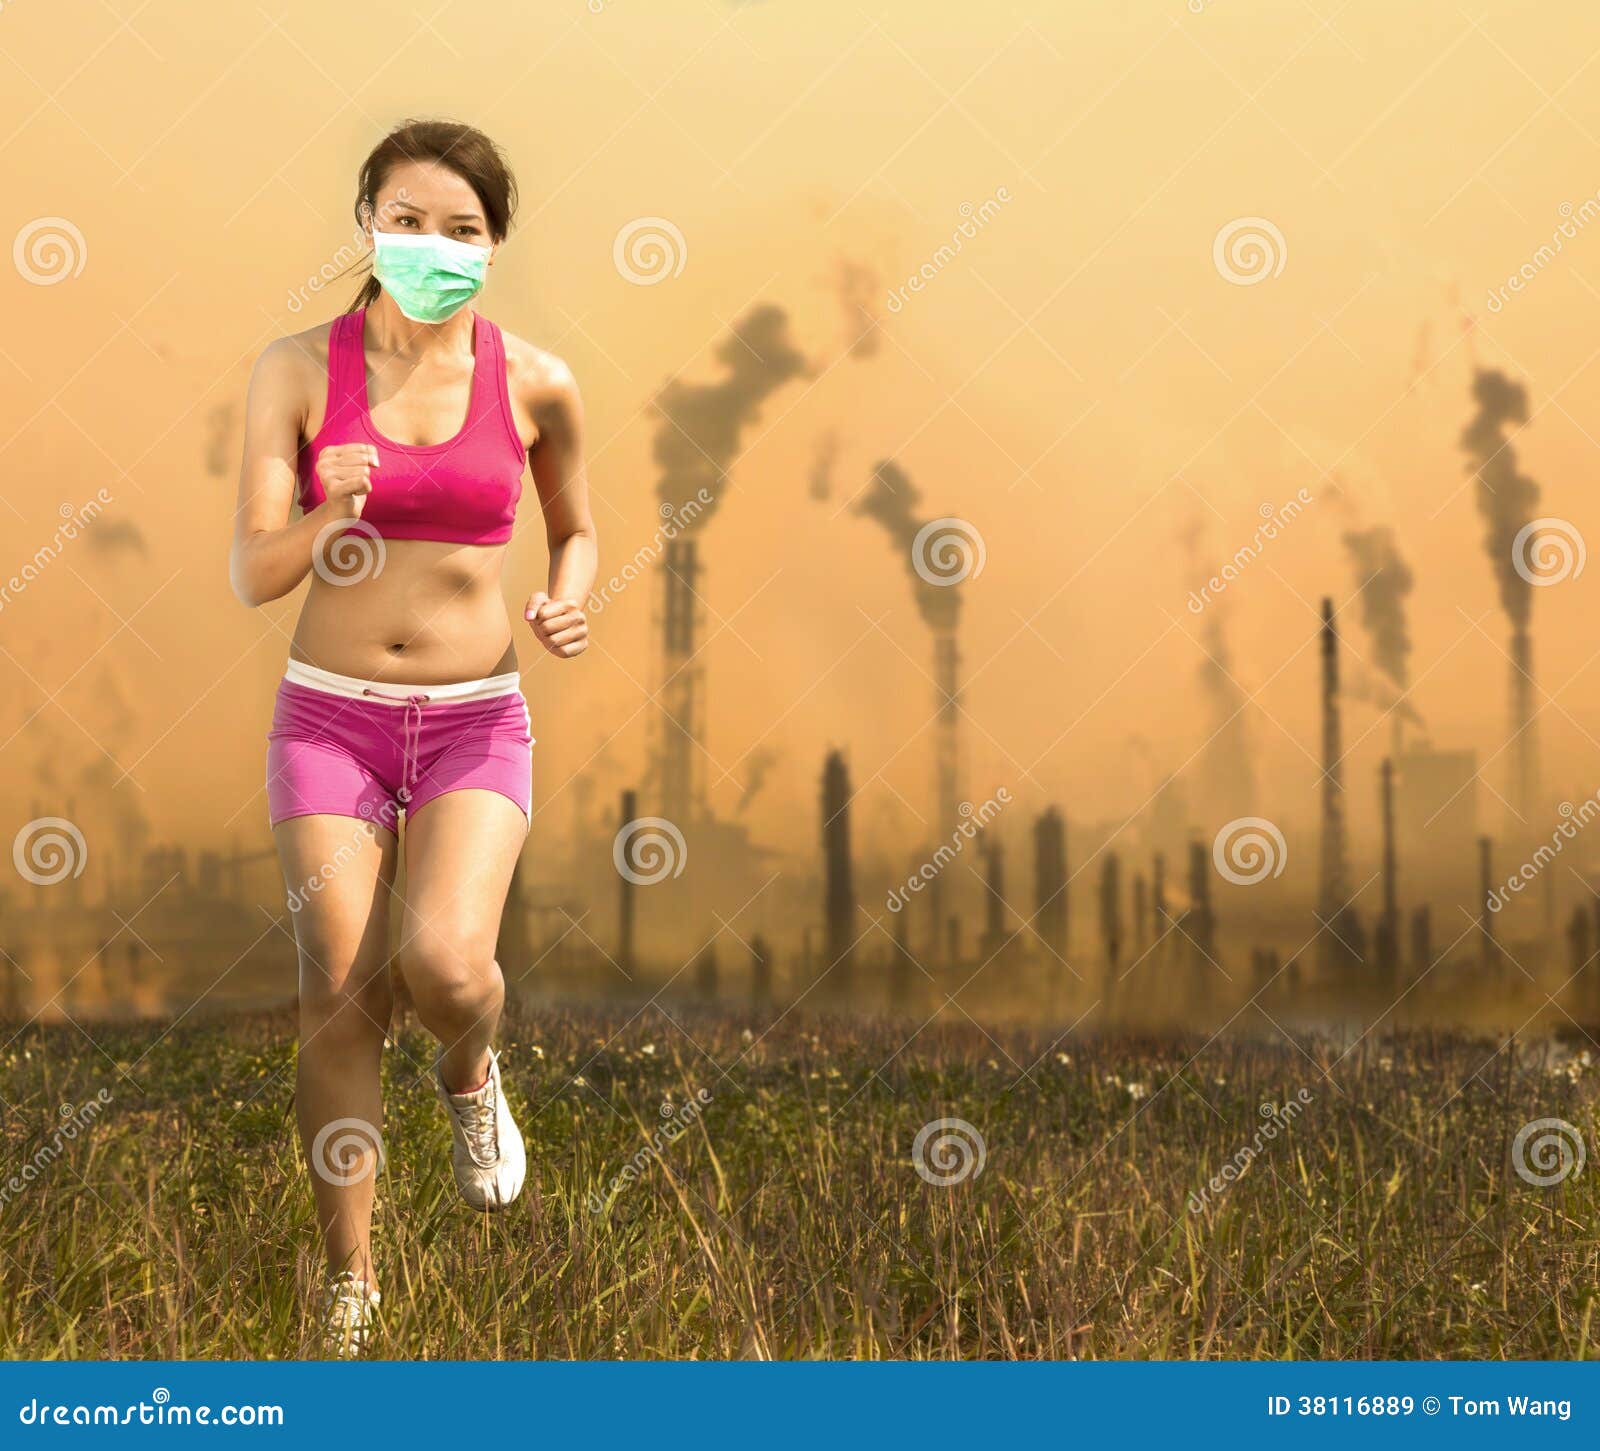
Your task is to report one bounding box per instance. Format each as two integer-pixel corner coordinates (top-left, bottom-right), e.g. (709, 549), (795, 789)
(347, 119), (518, 312)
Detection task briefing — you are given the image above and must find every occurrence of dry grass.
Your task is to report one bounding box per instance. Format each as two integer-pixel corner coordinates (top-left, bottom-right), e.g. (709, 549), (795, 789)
(0, 1001), (1596, 1359)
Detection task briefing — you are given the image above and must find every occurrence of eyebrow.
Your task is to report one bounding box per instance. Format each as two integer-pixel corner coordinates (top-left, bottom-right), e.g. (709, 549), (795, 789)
(389, 202), (482, 221)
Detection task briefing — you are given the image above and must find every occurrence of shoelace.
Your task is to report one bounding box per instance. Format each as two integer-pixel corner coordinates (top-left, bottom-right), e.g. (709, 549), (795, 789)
(454, 1073), (501, 1168)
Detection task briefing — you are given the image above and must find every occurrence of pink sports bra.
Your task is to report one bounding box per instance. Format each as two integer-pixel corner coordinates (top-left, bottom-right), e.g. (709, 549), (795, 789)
(296, 309), (527, 546)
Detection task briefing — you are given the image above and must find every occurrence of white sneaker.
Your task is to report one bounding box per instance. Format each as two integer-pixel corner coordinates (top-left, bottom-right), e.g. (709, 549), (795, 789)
(321, 1273), (380, 1359)
(435, 1048), (526, 1210)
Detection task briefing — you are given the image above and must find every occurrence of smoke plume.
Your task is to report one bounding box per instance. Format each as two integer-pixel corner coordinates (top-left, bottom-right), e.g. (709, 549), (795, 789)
(652, 304), (809, 529)
(856, 459), (962, 630)
(1460, 368), (1539, 630)
(1342, 526), (1414, 692)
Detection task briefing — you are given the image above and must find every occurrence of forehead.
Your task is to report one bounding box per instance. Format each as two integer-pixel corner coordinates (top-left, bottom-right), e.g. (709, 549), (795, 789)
(376, 159), (484, 216)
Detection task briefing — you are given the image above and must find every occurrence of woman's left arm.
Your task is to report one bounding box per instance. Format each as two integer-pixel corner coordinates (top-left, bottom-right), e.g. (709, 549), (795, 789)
(521, 361), (597, 659)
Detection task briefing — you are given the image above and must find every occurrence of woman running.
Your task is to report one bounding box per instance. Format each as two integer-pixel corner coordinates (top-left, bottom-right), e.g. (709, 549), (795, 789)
(228, 119), (596, 1356)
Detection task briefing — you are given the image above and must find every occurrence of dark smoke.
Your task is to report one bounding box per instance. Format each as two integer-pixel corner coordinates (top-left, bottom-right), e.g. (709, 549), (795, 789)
(1465, 366), (1536, 627)
(1342, 526), (1414, 691)
(652, 304), (809, 529)
(1460, 368), (1539, 629)
(856, 459), (961, 630)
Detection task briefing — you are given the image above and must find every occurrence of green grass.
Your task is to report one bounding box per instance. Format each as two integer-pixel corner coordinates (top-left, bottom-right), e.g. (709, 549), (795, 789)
(0, 1002), (1596, 1359)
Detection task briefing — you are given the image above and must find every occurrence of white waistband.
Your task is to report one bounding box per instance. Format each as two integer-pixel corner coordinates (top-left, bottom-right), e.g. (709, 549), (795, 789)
(284, 658), (522, 705)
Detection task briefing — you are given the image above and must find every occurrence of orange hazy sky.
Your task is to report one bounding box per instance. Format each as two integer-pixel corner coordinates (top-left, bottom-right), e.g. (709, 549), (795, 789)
(5, 0), (1600, 869)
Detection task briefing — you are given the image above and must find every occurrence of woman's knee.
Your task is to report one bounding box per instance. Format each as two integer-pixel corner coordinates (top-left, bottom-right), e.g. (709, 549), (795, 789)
(298, 963), (392, 1046)
(400, 922), (501, 1024)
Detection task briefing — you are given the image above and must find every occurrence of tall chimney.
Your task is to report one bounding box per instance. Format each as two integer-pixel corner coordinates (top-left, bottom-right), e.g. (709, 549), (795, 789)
(929, 629), (962, 959)
(1318, 599), (1350, 975)
(1152, 852), (1167, 963)
(1510, 629), (1537, 830)
(1098, 853), (1122, 986)
(821, 751), (856, 991)
(1479, 835), (1496, 976)
(1186, 840), (1214, 965)
(656, 539), (704, 824)
(1377, 759), (1400, 991)
(750, 934), (772, 1008)
(618, 788), (638, 974)
(1032, 808), (1067, 963)
(980, 840), (1007, 959)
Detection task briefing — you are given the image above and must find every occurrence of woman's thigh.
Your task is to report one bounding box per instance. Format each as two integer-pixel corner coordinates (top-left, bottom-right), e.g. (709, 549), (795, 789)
(273, 813), (398, 996)
(400, 789), (528, 970)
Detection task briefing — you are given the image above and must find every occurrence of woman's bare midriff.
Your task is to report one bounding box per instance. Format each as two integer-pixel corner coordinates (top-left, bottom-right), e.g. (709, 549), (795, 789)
(289, 537), (519, 685)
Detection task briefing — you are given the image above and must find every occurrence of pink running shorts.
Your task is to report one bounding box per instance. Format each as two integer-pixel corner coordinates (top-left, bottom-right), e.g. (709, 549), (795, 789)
(266, 661), (533, 833)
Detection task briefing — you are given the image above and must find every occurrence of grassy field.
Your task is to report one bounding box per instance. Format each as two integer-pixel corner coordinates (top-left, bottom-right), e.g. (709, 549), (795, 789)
(0, 1001), (1596, 1359)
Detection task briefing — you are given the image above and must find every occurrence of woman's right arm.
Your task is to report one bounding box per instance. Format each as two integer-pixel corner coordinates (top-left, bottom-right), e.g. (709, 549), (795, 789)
(229, 337), (375, 608)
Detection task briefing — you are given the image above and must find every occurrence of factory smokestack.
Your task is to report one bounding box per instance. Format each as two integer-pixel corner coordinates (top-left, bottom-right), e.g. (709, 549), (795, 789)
(1032, 809), (1067, 963)
(650, 306), (807, 822)
(857, 460), (972, 957)
(1099, 854), (1122, 992)
(980, 841), (1008, 960)
(1185, 841), (1215, 981)
(1460, 368), (1541, 828)
(1377, 759), (1399, 992)
(1478, 835), (1496, 977)
(1318, 599), (1355, 975)
(821, 751), (856, 991)
(1152, 852), (1168, 963)
(618, 789), (638, 974)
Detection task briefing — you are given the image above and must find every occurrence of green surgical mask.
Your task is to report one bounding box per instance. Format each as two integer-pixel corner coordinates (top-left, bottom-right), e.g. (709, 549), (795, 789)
(370, 230), (490, 323)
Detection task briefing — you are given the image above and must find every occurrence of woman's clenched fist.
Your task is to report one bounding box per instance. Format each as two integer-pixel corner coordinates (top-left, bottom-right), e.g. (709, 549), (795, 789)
(315, 443), (379, 517)
(523, 592), (589, 659)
